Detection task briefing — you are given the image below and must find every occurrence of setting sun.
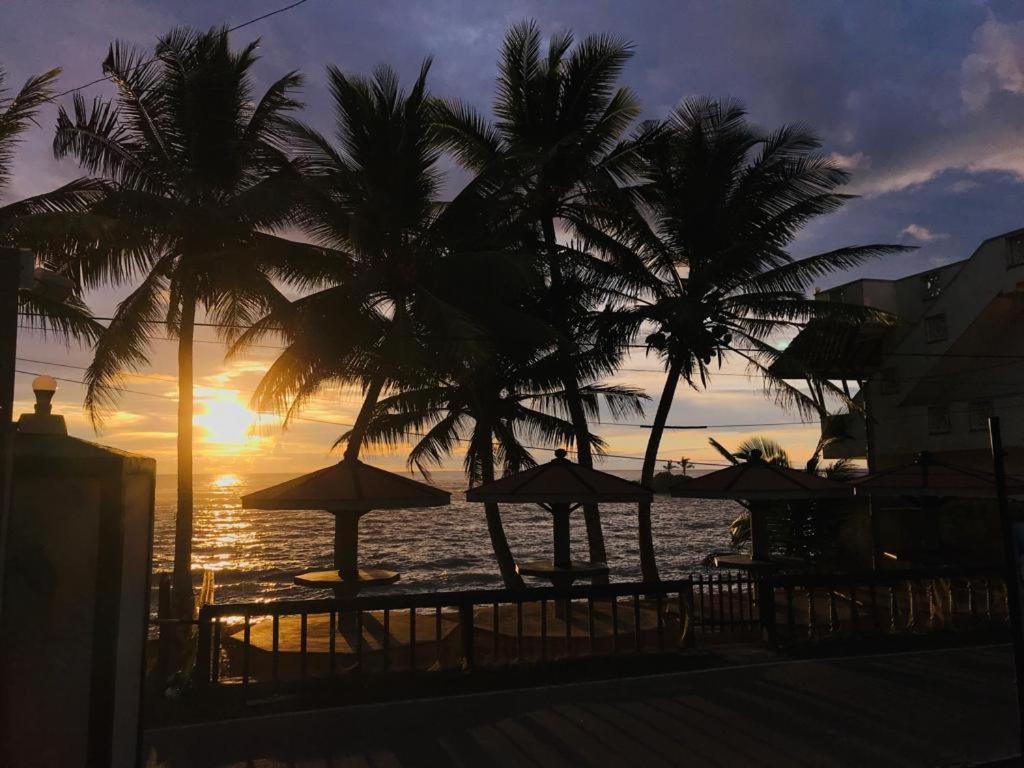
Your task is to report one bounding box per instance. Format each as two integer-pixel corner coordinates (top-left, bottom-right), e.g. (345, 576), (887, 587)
(193, 389), (262, 452)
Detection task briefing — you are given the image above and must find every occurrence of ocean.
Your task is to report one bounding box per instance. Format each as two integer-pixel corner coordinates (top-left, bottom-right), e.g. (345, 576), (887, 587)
(152, 471), (743, 604)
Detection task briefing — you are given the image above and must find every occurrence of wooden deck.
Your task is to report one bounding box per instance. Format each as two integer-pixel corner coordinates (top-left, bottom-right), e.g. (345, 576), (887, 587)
(146, 644), (1020, 768)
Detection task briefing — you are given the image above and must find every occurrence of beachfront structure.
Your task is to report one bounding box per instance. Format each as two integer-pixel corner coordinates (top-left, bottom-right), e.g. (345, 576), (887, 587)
(773, 227), (1024, 474)
(671, 450), (854, 572)
(772, 228), (1024, 568)
(242, 459), (451, 596)
(466, 449), (652, 589)
(1, 379), (155, 767)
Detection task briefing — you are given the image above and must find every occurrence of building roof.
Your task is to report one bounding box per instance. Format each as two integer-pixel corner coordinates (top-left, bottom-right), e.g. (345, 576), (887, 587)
(465, 450), (652, 504)
(241, 459), (451, 511)
(14, 432), (155, 476)
(851, 454), (1024, 498)
(670, 457), (852, 500)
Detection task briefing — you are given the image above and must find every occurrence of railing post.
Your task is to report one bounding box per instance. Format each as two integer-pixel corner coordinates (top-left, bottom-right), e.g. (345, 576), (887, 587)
(156, 574), (174, 684)
(758, 575), (777, 646)
(194, 605), (213, 688)
(680, 581), (696, 648)
(459, 600), (475, 670)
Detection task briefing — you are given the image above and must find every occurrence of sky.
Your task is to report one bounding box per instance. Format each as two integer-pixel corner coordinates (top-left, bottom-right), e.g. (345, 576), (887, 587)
(4, 0), (1024, 476)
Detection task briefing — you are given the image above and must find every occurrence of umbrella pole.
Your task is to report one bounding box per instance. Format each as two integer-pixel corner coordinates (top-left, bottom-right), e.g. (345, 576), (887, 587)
(749, 506), (770, 562)
(333, 510), (363, 577)
(551, 504), (572, 569)
(990, 417), (1024, 759)
(551, 504), (572, 621)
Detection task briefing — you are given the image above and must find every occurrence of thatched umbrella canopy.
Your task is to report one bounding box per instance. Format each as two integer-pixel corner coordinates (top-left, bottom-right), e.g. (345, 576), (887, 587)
(243, 458), (450, 593)
(672, 452), (852, 565)
(851, 452), (1024, 499)
(467, 449), (651, 586)
(851, 452), (1024, 567)
(671, 457), (853, 501)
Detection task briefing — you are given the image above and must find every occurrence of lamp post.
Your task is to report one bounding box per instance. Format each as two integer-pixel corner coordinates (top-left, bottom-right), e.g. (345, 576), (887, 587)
(990, 416), (1024, 760)
(0, 247), (74, 621)
(0, 248), (27, 621)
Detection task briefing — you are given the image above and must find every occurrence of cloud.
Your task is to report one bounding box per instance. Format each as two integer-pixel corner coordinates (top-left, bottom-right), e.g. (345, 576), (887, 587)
(901, 224), (949, 243)
(961, 17), (1024, 111)
(828, 151), (869, 171)
(949, 179), (980, 193)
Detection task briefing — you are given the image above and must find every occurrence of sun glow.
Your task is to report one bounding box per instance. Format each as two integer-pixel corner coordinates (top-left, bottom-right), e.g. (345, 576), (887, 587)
(193, 388), (263, 454)
(212, 473), (242, 488)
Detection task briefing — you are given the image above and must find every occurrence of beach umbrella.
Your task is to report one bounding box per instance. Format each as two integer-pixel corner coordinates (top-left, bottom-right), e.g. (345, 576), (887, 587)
(670, 452), (854, 501)
(466, 449), (651, 587)
(671, 451), (852, 564)
(242, 458), (450, 595)
(851, 452), (1024, 567)
(851, 452), (1024, 499)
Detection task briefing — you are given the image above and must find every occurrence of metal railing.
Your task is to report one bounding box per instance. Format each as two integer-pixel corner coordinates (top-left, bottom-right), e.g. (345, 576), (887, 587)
(184, 566), (1010, 692)
(762, 566), (1008, 644)
(691, 572), (760, 636)
(194, 579), (696, 689)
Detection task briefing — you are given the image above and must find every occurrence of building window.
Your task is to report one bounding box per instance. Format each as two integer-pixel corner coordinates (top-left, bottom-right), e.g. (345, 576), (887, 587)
(928, 405), (951, 435)
(880, 367), (900, 394)
(921, 271), (942, 299)
(969, 400), (993, 432)
(924, 314), (948, 342)
(1008, 237), (1024, 269)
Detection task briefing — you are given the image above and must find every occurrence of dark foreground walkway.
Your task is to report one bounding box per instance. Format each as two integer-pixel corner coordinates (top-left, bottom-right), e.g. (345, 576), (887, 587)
(145, 644), (1018, 767)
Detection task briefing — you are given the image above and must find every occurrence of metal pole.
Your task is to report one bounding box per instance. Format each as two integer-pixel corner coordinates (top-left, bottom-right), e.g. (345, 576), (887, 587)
(862, 380), (879, 570)
(989, 416), (1024, 759)
(0, 248), (22, 622)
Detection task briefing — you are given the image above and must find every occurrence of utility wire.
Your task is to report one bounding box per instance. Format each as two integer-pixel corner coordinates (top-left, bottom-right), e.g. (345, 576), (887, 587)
(13, 368), (731, 467)
(44, 0), (314, 103)
(13, 357), (821, 432)
(20, 314), (1024, 361)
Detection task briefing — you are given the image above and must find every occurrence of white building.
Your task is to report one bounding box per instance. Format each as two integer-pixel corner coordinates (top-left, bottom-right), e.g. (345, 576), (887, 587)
(776, 227), (1024, 475)
(770, 229), (1024, 567)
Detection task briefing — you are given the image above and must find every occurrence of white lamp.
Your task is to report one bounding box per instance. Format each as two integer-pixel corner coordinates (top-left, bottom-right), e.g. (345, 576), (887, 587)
(17, 374), (66, 435)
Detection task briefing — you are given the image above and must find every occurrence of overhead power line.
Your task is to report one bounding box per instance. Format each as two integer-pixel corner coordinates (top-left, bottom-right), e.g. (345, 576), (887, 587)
(44, 0), (315, 103)
(13, 357), (820, 433)
(12, 368), (731, 467)
(20, 314), (1024, 362)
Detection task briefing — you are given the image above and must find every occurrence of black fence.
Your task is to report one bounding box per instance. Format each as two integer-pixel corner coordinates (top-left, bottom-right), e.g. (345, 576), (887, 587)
(183, 567), (1009, 693)
(691, 572), (760, 637)
(763, 566), (1008, 644)
(193, 579), (697, 689)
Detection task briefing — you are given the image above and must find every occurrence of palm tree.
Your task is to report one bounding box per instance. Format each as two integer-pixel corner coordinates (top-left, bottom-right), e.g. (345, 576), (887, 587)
(1, 66), (104, 342)
(238, 60), (528, 462)
(52, 28), (331, 616)
(352, 348), (645, 588)
(434, 20), (648, 570)
(618, 98), (909, 582)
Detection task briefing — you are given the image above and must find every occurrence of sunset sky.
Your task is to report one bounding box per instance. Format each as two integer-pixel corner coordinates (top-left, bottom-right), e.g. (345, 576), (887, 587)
(6, 0), (1024, 475)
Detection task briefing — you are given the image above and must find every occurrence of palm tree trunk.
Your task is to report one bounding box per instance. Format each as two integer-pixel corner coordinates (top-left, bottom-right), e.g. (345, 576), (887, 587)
(343, 374), (386, 462)
(172, 291), (196, 619)
(541, 217), (607, 575)
(481, 441), (524, 589)
(638, 358), (683, 583)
